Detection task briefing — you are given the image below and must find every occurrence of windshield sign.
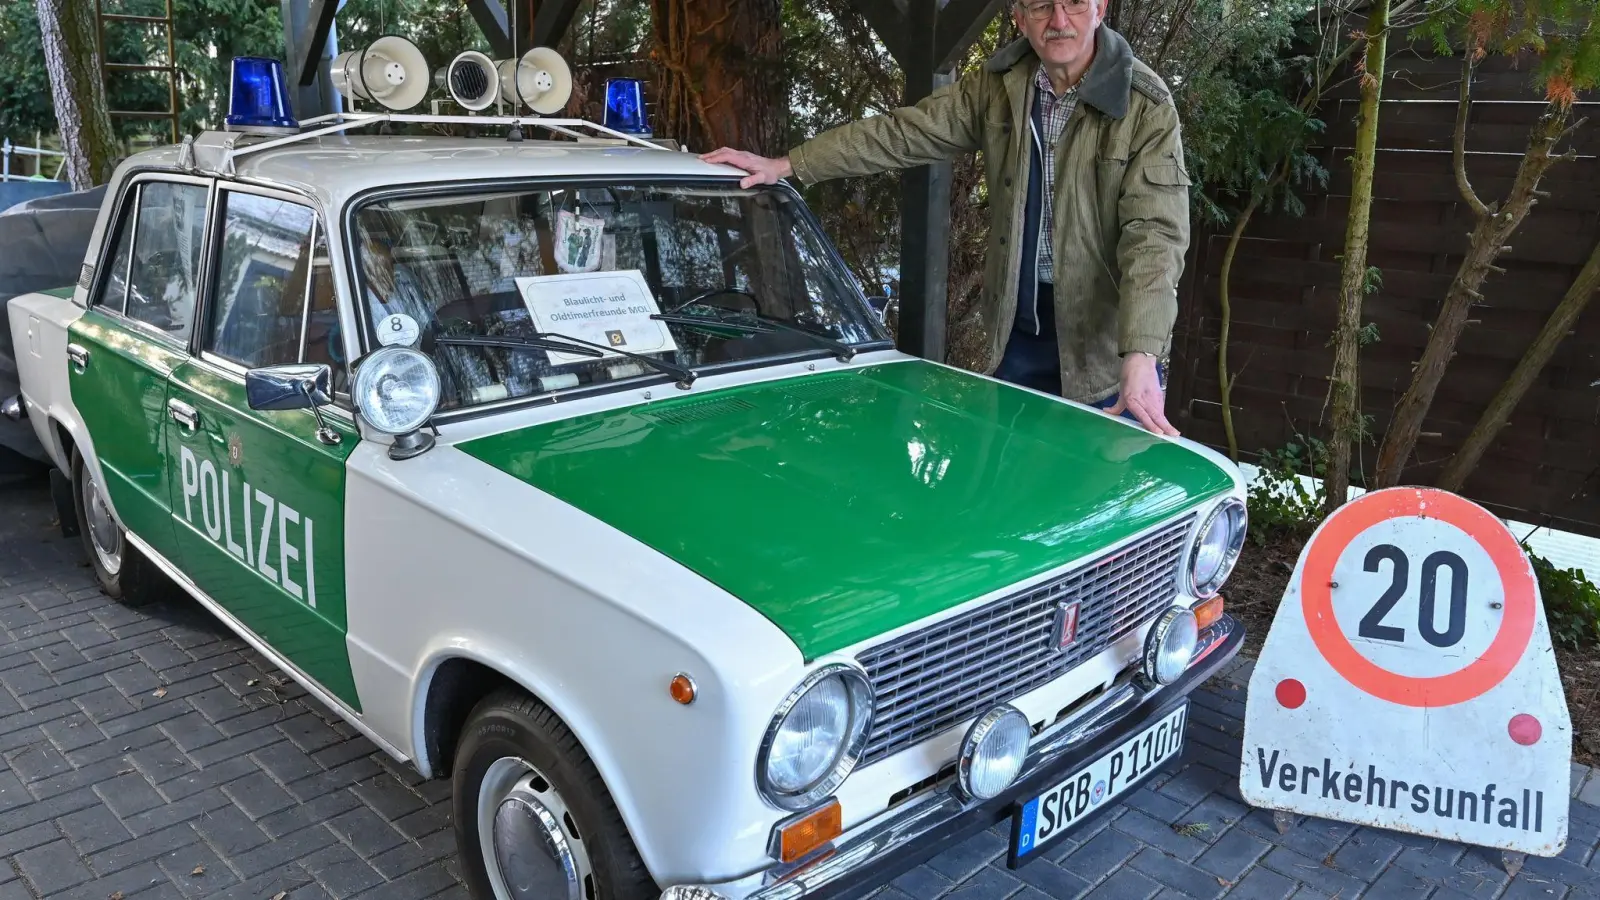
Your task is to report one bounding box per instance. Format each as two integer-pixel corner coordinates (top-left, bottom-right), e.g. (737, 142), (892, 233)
(352, 181), (888, 412)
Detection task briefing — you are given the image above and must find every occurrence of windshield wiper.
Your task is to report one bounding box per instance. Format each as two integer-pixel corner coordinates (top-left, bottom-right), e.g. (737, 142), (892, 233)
(653, 304), (857, 362)
(433, 332), (698, 390)
(432, 333), (605, 358)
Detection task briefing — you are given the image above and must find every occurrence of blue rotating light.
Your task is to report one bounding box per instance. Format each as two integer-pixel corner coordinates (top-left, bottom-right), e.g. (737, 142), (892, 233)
(226, 57), (300, 134)
(603, 78), (650, 136)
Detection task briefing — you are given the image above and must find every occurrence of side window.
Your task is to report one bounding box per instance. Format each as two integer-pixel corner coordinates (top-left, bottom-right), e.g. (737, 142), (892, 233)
(95, 192), (136, 313)
(126, 182), (208, 340)
(207, 193), (321, 371)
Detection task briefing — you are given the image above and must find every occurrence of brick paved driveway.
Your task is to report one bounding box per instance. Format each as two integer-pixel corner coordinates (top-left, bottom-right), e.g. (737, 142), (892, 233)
(2, 474), (1598, 900)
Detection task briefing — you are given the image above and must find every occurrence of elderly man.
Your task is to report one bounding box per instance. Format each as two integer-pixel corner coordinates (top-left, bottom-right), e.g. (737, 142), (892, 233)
(702, 0), (1190, 435)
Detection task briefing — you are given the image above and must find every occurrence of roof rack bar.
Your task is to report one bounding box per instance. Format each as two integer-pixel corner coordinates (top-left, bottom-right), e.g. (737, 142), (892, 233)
(220, 112), (669, 170)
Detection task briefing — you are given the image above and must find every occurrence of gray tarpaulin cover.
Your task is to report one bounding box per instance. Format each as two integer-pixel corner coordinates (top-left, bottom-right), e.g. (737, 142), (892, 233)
(0, 186), (105, 462)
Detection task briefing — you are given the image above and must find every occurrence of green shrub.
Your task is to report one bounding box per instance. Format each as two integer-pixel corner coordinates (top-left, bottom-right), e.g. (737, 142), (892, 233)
(1246, 435), (1328, 544)
(1524, 547), (1600, 651)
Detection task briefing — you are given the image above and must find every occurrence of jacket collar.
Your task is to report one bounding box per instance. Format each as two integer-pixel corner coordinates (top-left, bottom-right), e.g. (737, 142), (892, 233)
(984, 24), (1135, 119)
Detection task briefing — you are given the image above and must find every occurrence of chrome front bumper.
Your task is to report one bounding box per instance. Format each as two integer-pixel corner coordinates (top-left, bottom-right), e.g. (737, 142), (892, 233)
(660, 614), (1243, 900)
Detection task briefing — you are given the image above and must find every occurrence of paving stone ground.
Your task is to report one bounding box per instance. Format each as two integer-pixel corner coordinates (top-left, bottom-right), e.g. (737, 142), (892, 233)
(2, 474), (1597, 900)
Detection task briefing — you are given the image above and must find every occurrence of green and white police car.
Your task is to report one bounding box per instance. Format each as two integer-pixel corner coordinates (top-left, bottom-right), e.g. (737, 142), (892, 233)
(5, 111), (1247, 899)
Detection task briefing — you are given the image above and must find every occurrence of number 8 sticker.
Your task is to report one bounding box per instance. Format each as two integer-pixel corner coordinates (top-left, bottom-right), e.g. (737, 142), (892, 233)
(378, 313), (420, 348)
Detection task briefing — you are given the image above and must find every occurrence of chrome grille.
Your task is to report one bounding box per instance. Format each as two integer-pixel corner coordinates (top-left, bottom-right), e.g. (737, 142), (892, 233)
(856, 514), (1195, 765)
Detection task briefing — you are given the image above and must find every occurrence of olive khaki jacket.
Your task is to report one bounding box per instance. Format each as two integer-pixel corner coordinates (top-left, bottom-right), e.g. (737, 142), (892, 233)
(788, 25), (1191, 403)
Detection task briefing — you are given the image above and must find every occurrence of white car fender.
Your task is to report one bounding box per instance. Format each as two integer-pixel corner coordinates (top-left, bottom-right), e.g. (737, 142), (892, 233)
(343, 440), (813, 884)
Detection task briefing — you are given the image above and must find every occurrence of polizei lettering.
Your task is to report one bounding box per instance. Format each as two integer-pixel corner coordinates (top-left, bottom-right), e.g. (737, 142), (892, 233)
(179, 446), (318, 608)
(1253, 748), (1545, 833)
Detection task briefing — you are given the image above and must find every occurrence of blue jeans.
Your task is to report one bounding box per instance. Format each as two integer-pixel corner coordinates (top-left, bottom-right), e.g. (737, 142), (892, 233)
(994, 283), (1165, 421)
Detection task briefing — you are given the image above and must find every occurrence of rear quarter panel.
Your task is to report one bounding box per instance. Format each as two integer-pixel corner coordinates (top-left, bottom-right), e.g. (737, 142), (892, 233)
(8, 290), (88, 474)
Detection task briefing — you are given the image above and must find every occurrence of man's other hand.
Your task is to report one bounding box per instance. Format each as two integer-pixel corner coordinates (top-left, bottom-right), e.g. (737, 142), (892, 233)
(1107, 352), (1180, 436)
(700, 148), (793, 188)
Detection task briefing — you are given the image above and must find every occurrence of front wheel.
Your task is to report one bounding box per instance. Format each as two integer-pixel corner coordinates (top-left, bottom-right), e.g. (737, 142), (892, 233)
(453, 688), (656, 900)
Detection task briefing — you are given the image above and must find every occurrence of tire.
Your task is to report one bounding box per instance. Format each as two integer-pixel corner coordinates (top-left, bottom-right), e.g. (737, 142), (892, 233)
(453, 688), (656, 900)
(71, 450), (157, 606)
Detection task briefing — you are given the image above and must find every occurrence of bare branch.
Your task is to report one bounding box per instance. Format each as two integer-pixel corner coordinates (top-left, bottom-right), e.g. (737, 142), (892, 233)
(1454, 55), (1490, 218)
(1556, 116), (1589, 147)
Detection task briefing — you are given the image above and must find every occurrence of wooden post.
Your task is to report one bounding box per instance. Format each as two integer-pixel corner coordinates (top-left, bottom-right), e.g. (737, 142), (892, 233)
(843, 0), (1000, 362)
(284, 0), (339, 119)
(896, 0), (954, 363)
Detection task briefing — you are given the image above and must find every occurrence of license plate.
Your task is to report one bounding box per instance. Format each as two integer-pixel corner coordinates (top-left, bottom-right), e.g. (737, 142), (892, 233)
(1011, 703), (1188, 864)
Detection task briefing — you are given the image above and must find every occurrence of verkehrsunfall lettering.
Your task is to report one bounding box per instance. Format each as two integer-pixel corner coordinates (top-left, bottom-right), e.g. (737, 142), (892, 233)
(1253, 748), (1545, 833)
(179, 445), (317, 608)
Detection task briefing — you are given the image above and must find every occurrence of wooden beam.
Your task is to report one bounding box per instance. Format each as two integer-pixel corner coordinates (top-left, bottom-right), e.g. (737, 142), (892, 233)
(845, 0), (909, 66)
(466, 0), (513, 58)
(895, 0), (952, 361)
(530, 0), (583, 48)
(935, 0), (1004, 70)
(294, 0), (338, 86)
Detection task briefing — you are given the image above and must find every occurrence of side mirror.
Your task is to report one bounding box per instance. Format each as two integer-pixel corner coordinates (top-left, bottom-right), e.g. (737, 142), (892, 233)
(245, 364), (341, 446)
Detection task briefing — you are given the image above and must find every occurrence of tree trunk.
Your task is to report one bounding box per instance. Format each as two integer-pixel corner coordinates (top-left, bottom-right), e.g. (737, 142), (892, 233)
(1437, 236), (1600, 491)
(1323, 0), (1391, 518)
(36, 0), (119, 190)
(1373, 101), (1575, 488)
(649, 0), (786, 156)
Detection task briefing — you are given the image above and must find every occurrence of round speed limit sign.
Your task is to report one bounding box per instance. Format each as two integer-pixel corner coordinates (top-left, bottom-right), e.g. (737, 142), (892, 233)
(1241, 488), (1570, 856)
(1301, 489), (1536, 708)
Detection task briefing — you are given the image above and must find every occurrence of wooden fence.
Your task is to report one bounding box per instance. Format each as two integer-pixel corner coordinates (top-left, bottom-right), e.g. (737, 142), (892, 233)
(1169, 50), (1600, 537)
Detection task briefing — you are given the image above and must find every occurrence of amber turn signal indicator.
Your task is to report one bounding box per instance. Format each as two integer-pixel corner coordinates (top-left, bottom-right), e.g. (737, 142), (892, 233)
(669, 674), (696, 705)
(775, 799), (842, 863)
(1194, 595), (1225, 630)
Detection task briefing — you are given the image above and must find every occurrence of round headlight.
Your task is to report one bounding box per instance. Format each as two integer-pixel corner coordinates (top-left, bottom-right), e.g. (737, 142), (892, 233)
(353, 346), (440, 434)
(1143, 606), (1198, 685)
(959, 705), (1031, 800)
(1189, 498), (1246, 597)
(758, 665), (873, 810)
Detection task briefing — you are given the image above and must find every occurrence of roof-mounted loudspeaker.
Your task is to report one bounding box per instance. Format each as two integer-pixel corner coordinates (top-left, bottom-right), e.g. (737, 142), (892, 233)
(434, 50), (499, 112)
(497, 47), (572, 115)
(331, 36), (430, 111)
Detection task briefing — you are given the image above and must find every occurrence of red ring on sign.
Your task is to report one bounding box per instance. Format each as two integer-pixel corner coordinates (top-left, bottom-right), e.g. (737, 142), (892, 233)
(1300, 488), (1535, 708)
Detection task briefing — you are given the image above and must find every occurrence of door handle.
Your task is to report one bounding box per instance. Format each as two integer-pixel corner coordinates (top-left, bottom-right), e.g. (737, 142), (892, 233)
(66, 344), (89, 373)
(167, 398), (199, 432)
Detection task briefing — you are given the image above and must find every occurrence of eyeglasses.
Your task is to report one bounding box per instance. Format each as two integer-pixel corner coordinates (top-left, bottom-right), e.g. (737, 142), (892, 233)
(1016, 0), (1092, 20)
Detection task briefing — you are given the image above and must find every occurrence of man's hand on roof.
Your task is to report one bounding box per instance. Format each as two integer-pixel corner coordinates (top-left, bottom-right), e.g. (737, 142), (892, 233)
(699, 148), (793, 189)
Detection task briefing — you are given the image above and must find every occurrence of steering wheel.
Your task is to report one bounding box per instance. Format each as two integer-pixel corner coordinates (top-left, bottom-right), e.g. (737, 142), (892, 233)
(669, 286), (760, 315)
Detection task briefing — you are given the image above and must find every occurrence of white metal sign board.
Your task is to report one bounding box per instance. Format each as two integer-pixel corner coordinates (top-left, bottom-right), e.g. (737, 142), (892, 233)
(1239, 487), (1570, 855)
(515, 271), (680, 365)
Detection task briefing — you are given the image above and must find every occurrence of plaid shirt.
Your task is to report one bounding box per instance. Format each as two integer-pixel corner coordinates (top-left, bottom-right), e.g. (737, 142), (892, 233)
(1033, 66), (1079, 285)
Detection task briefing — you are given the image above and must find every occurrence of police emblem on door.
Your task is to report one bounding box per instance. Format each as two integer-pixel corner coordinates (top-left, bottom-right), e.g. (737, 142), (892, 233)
(1055, 601), (1082, 651)
(227, 434), (243, 467)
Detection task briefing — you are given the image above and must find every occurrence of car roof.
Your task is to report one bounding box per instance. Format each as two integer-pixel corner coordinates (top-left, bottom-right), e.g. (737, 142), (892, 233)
(122, 132), (749, 211)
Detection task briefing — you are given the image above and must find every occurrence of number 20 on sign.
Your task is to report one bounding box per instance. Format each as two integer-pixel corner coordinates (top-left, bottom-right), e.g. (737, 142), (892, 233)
(1239, 487), (1571, 855)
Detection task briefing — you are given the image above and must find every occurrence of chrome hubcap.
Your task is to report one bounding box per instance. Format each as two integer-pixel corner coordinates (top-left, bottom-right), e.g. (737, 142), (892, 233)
(479, 757), (592, 900)
(84, 472), (122, 575)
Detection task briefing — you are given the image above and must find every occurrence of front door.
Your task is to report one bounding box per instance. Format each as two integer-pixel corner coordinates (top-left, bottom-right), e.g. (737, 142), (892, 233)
(164, 187), (363, 709)
(68, 176), (211, 565)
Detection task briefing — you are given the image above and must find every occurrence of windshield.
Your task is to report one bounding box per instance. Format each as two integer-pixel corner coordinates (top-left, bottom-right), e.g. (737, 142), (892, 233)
(351, 180), (889, 413)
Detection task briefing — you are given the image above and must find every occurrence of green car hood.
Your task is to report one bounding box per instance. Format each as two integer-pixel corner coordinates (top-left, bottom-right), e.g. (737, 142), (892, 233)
(457, 360), (1235, 660)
